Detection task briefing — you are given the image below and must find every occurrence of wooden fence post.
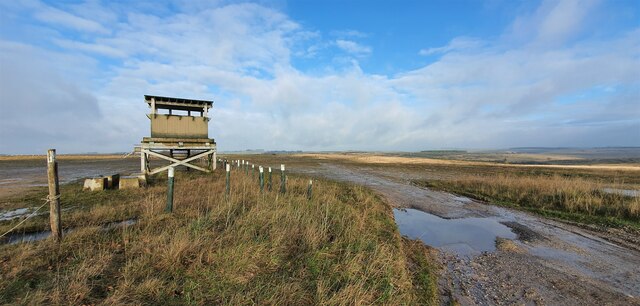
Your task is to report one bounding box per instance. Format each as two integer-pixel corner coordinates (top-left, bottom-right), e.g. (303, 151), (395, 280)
(252, 164), (255, 178)
(268, 167), (272, 191)
(166, 167), (175, 213)
(280, 164), (286, 194)
(226, 164), (231, 197)
(259, 166), (264, 192)
(307, 180), (313, 200)
(47, 149), (62, 242)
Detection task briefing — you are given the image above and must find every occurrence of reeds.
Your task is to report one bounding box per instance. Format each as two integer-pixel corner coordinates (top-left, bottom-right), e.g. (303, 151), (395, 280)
(422, 173), (640, 222)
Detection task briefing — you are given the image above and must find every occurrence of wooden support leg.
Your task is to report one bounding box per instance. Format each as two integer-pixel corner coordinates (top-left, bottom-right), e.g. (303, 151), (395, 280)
(186, 150), (191, 172)
(213, 152), (217, 170)
(140, 150), (147, 174)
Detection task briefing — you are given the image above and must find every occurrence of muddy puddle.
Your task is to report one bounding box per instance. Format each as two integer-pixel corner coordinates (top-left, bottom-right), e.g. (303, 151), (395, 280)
(394, 208), (516, 256)
(0, 208), (36, 221)
(1, 219), (138, 245)
(602, 188), (640, 197)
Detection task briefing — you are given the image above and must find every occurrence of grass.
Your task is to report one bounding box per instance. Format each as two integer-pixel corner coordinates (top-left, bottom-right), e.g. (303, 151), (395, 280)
(0, 168), (438, 305)
(413, 173), (640, 229)
(223, 153), (640, 230)
(227, 153), (640, 230)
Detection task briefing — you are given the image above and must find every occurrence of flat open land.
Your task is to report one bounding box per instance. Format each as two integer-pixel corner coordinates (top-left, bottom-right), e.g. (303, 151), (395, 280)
(226, 152), (640, 305)
(1, 151), (639, 304)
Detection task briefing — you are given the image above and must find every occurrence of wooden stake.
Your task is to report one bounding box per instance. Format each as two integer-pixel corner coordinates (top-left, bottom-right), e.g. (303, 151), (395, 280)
(166, 167), (175, 213)
(280, 164), (286, 194)
(225, 164), (231, 196)
(259, 166), (264, 192)
(307, 180), (313, 200)
(268, 167), (272, 191)
(47, 149), (62, 242)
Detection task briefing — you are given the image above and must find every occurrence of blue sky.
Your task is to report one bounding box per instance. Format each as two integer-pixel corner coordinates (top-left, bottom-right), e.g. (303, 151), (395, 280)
(0, 0), (639, 154)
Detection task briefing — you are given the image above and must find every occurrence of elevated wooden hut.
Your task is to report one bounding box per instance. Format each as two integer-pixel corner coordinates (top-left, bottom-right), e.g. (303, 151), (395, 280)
(139, 95), (217, 175)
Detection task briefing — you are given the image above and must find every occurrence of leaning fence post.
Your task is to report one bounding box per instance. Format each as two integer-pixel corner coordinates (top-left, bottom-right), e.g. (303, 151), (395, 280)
(226, 163), (230, 197)
(166, 167), (175, 213)
(259, 166), (264, 192)
(307, 180), (313, 200)
(268, 167), (272, 191)
(47, 149), (62, 242)
(280, 164), (286, 194)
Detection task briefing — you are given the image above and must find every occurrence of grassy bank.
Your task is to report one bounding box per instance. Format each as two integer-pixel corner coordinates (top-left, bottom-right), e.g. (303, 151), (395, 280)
(1, 169), (438, 304)
(414, 174), (640, 229)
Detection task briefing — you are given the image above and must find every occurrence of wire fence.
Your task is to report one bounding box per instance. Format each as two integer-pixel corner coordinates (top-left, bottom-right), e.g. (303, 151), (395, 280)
(0, 195), (57, 240)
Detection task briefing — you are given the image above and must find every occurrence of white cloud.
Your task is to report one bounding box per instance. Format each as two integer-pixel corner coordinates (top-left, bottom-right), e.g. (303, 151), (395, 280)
(0, 0), (638, 154)
(334, 39), (372, 56)
(34, 4), (111, 34)
(508, 0), (600, 46)
(0, 41), (106, 153)
(419, 37), (484, 55)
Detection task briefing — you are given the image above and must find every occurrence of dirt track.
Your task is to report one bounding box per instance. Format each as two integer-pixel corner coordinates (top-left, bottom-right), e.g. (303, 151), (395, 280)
(297, 163), (640, 305)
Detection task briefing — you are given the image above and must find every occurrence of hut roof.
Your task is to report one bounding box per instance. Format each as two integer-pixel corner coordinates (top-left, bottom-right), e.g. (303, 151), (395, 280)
(145, 95), (213, 112)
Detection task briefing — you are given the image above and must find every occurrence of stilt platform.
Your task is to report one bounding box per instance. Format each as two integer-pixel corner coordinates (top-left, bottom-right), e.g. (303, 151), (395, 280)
(140, 137), (217, 175)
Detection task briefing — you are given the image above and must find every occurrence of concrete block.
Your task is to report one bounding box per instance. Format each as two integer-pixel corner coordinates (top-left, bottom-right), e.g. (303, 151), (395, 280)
(106, 174), (120, 189)
(119, 176), (141, 190)
(83, 177), (107, 191)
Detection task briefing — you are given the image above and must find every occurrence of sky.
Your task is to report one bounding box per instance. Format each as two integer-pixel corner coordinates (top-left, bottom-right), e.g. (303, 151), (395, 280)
(0, 0), (639, 154)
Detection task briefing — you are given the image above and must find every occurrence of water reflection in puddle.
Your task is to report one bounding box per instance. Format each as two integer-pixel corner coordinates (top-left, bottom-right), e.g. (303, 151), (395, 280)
(0, 208), (34, 221)
(393, 208), (516, 256)
(1, 219), (138, 245)
(602, 188), (639, 197)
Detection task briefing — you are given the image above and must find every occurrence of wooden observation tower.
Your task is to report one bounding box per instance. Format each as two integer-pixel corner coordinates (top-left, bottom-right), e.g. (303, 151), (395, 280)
(139, 95), (217, 175)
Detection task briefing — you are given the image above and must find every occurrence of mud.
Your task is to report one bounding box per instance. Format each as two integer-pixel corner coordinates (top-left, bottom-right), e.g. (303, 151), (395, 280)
(1, 218), (137, 245)
(296, 163), (640, 305)
(0, 158), (140, 199)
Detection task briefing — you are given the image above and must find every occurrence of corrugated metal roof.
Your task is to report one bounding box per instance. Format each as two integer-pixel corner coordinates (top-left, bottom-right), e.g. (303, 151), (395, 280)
(144, 95), (213, 106)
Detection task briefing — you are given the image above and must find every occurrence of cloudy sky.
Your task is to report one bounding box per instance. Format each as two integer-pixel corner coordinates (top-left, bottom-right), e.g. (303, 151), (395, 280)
(0, 0), (638, 154)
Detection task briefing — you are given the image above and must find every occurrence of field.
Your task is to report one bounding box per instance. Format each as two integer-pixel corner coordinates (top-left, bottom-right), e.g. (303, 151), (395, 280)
(284, 153), (640, 229)
(0, 166), (437, 304)
(1, 150), (640, 304)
